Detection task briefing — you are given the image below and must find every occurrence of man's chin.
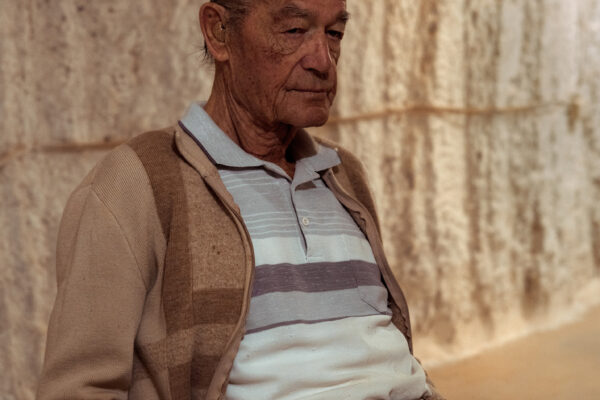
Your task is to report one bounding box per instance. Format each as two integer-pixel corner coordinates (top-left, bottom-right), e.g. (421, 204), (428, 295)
(282, 106), (331, 128)
(288, 114), (329, 128)
(307, 113), (330, 127)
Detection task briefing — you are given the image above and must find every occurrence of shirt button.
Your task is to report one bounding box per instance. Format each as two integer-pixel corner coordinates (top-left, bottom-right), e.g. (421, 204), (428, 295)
(302, 217), (310, 226)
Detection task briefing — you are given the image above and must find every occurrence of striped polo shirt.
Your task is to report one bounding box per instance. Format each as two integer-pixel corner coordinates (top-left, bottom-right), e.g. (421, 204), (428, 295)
(180, 103), (429, 400)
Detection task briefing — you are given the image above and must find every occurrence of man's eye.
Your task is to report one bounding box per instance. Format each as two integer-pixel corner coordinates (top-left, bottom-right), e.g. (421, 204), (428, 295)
(285, 28), (305, 35)
(327, 30), (344, 40)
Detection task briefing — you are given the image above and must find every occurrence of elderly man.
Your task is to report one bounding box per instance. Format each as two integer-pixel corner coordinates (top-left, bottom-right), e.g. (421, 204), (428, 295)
(38, 0), (444, 399)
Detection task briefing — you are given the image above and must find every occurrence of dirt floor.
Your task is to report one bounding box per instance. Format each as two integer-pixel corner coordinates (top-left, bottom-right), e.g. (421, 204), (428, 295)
(427, 306), (600, 400)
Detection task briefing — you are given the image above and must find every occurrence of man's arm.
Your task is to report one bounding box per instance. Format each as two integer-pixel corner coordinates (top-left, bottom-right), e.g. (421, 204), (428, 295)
(37, 146), (155, 399)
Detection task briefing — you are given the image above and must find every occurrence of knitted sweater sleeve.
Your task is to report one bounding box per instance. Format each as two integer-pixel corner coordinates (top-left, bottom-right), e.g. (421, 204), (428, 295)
(37, 144), (157, 399)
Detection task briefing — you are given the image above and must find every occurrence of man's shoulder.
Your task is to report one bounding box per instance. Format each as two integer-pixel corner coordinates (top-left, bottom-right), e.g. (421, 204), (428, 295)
(311, 133), (371, 192)
(311, 134), (380, 226)
(312, 135), (364, 172)
(126, 126), (178, 154)
(95, 126), (179, 179)
(71, 126), (179, 203)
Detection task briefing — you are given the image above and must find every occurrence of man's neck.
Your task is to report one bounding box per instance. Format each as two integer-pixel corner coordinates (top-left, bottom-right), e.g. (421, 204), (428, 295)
(203, 76), (297, 178)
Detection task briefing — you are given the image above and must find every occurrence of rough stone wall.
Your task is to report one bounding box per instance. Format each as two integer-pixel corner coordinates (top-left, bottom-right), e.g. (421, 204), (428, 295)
(313, 0), (600, 363)
(1, 0), (599, 398)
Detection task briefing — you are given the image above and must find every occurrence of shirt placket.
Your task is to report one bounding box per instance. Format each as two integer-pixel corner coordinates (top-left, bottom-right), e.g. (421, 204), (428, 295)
(289, 161), (321, 262)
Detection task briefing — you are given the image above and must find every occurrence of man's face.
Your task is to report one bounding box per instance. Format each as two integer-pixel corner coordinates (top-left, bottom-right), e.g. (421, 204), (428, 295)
(225, 0), (348, 130)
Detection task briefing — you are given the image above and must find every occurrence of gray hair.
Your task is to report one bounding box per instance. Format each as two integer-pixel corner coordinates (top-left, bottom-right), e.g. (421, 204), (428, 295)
(203, 0), (252, 61)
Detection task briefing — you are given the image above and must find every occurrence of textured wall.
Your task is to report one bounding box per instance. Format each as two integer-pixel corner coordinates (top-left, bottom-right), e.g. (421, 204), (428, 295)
(1, 0), (599, 398)
(312, 0), (600, 363)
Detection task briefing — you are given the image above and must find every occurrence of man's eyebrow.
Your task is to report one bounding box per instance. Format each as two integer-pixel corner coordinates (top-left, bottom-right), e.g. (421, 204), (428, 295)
(337, 10), (351, 24)
(272, 4), (350, 24)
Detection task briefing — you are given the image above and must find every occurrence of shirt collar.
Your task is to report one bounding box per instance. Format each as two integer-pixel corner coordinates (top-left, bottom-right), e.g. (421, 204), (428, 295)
(179, 102), (340, 178)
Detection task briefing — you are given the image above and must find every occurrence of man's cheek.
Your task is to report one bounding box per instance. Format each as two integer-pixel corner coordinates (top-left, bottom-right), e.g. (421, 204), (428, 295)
(266, 37), (301, 59)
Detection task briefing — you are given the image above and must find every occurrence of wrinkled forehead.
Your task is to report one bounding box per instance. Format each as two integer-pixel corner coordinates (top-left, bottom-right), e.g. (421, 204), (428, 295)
(253, 0), (349, 23)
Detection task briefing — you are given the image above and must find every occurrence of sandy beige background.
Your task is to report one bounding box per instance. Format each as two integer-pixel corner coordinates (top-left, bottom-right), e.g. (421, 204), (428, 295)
(1, 0), (599, 399)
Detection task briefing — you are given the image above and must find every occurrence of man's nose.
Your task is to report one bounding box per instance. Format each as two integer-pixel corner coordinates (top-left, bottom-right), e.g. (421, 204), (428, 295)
(300, 33), (333, 76)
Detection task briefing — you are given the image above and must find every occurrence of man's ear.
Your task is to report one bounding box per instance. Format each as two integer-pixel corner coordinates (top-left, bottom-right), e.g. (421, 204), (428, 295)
(199, 2), (229, 62)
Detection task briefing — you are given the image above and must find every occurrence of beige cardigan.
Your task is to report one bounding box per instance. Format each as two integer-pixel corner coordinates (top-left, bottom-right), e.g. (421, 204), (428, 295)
(37, 125), (443, 400)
